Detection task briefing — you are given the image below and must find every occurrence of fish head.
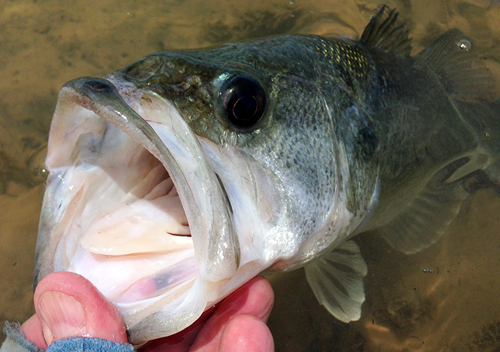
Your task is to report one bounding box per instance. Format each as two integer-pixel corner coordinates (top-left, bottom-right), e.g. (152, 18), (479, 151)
(35, 35), (354, 343)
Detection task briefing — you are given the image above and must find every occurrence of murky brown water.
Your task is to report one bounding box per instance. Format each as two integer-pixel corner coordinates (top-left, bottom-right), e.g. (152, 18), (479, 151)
(1, 0), (499, 351)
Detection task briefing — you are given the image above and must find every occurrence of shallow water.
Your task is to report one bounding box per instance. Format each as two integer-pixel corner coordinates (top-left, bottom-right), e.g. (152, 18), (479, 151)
(1, 0), (499, 350)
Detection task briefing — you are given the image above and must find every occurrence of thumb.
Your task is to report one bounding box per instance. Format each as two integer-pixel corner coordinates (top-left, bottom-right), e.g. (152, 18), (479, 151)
(33, 272), (128, 347)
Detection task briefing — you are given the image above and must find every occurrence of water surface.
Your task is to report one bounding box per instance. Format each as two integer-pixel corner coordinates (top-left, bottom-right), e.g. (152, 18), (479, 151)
(1, 0), (499, 350)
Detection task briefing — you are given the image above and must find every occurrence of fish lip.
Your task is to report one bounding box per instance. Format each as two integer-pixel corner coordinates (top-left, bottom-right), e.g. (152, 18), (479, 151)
(37, 76), (241, 342)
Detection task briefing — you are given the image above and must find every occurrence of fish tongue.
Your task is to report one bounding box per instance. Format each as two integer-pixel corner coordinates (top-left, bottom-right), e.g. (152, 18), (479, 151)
(80, 196), (192, 255)
(80, 157), (192, 255)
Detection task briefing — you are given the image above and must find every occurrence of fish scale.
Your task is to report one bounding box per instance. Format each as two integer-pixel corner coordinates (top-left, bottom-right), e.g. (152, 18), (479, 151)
(316, 37), (373, 80)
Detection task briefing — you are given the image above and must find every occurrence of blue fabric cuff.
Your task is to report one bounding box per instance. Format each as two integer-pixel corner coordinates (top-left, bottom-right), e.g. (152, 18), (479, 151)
(46, 337), (135, 352)
(3, 321), (136, 352)
(3, 322), (43, 352)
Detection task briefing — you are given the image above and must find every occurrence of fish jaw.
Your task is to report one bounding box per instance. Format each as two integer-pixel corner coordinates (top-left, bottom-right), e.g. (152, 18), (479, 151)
(34, 77), (267, 343)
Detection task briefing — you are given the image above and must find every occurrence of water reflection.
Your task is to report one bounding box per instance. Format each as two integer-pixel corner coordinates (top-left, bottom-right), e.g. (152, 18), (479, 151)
(1, 0), (499, 351)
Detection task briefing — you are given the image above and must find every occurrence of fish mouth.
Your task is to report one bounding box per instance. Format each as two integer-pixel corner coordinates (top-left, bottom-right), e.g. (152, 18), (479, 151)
(35, 77), (241, 343)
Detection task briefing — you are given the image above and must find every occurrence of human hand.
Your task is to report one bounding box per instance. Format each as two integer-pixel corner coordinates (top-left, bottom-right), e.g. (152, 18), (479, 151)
(21, 272), (274, 352)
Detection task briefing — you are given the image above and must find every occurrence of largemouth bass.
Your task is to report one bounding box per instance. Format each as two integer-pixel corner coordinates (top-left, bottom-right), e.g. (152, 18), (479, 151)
(34, 7), (499, 344)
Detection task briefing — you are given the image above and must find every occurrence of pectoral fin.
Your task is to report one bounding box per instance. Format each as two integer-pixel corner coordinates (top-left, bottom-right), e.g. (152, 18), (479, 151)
(378, 162), (468, 254)
(304, 240), (367, 322)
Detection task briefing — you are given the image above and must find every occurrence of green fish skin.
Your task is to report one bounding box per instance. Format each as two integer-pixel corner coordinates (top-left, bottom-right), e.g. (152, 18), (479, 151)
(34, 7), (499, 344)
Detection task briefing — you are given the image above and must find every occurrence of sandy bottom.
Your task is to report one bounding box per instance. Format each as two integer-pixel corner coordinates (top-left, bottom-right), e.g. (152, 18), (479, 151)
(1, 0), (499, 351)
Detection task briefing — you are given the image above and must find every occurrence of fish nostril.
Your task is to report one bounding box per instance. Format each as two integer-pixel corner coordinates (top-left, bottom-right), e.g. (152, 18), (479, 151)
(122, 54), (164, 81)
(82, 79), (116, 94)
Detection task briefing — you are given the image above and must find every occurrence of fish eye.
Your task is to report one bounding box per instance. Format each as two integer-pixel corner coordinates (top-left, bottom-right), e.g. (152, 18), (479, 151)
(219, 74), (267, 131)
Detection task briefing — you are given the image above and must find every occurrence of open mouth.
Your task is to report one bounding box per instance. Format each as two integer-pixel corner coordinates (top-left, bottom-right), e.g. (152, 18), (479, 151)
(75, 150), (198, 306)
(36, 76), (240, 342)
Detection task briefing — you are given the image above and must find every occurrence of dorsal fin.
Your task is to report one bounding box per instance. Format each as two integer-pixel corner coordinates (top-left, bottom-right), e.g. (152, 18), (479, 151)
(360, 6), (412, 56)
(415, 29), (497, 102)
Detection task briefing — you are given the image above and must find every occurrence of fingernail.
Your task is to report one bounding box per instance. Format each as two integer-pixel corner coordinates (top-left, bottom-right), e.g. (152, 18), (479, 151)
(38, 292), (85, 344)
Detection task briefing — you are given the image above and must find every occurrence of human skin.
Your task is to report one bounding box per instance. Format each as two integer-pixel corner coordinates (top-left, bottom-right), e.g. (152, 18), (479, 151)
(21, 272), (275, 352)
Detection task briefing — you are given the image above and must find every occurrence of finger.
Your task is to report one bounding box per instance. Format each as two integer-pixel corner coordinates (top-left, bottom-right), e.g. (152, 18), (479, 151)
(21, 314), (47, 350)
(189, 276), (274, 351)
(32, 271), (128, 347)
(218, 315), (274, 352)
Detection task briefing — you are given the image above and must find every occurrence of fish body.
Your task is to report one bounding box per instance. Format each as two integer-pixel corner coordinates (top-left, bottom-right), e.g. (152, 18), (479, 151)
(34, 8), (499, 343)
